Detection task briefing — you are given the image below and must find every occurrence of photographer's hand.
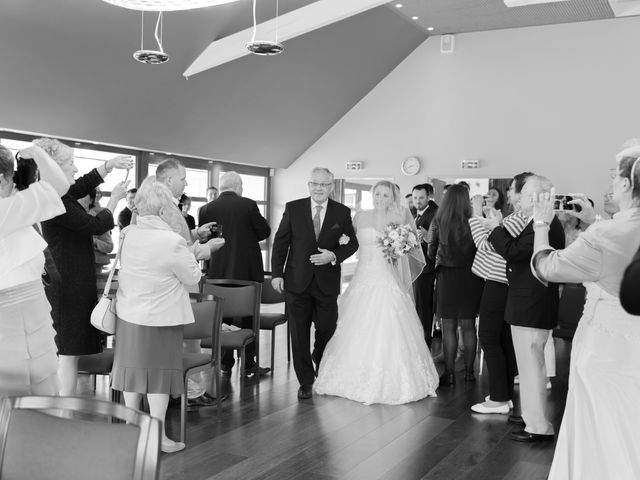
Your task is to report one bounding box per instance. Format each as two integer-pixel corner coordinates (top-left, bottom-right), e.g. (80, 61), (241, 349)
(196, 222), (216, 242)
(206, 237), (225, 253)
(532, 188), (555, 224)
(566, 196), (596, 226)
(106, 181), (130, 213)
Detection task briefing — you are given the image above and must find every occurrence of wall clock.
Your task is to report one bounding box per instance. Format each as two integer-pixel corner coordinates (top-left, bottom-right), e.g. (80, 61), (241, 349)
(401, 156), (421, 176)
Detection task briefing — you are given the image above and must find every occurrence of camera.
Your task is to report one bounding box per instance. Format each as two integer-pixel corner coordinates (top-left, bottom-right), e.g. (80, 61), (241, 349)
(209, 222), (223, 239)
(553, 194), (582, 213)
(14, 154), (38, 191)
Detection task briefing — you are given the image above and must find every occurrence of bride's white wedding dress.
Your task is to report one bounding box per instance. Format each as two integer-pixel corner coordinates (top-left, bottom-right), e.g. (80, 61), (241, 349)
(314, 225), (439, 405)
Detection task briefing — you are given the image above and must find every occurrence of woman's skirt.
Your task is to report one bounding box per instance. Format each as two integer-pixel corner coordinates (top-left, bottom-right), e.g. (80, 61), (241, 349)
(0, 280), (58, 396)
(436, 266), (484, 319)
(111, 318), (184, 395)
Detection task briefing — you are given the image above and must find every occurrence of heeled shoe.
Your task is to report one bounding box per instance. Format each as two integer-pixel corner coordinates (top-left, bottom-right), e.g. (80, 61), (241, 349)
(439, 371), (455, 386)
(464, 368), (476, 383)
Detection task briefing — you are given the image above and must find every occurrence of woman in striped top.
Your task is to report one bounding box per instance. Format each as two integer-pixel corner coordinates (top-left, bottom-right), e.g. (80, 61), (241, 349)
(469, 175), (531, 414)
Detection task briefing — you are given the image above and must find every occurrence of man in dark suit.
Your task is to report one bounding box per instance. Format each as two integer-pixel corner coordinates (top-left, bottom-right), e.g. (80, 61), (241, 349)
(271, 167), (359, 399)
(198, 171), (272, 376)
(412, 183), (439, 347)
(489, 175), (565, 443)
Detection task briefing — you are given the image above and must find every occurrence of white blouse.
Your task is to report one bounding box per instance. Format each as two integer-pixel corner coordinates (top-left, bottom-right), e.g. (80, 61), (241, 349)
(0, 182), (65, 290)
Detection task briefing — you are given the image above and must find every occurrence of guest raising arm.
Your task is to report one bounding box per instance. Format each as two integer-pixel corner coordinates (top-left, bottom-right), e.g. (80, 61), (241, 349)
(0, 144), (69, 396)
(37, 137), (131, 396)
(530, 146), (640, 480)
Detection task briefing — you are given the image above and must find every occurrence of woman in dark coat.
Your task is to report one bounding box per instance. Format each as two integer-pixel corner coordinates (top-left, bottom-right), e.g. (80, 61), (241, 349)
(38, 137), (131, 395)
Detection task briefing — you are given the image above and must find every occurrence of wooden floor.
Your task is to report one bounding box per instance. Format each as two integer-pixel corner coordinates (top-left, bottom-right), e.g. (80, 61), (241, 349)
(87, 330), (571, 480)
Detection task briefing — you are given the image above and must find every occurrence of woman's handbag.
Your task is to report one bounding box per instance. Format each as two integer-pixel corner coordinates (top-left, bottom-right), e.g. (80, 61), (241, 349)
(90, 231), (125, 334)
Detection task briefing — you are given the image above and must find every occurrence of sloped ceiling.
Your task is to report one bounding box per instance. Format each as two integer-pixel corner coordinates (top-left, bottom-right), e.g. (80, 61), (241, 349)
(0, 0), (427, 167)
(0, 0), (635, 168)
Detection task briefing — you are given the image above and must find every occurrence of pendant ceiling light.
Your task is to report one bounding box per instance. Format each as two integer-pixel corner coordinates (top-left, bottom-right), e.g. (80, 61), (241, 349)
(133, 11), (169, 64)
(246, 0), (283, 56)
(102, 0), (240, 12)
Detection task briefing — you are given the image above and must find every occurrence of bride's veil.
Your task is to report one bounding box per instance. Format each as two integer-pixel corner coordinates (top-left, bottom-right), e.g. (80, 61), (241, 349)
(353, 181), (426, 297)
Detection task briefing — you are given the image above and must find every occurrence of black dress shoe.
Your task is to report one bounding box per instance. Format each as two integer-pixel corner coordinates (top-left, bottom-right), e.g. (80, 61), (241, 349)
(297, 384), (313, 400)
(508, 415), (525, 426)
(187, 392), (217, 407)
(510, 430), (554, 443)
(243, 365), (272, 377)
(439, 371), (455, 386)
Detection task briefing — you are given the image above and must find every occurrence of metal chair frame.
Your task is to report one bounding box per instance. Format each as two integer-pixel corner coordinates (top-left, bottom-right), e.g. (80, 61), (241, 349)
(0, 395), (160, 480)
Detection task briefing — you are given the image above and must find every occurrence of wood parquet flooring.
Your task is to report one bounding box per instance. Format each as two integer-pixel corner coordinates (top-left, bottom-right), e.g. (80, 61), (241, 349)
(145, 330), (570, 480)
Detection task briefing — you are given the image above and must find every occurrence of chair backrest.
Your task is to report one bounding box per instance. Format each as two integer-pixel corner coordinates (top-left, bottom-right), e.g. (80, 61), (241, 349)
(203, 280), (262, 328)
(261, 274), (285, 304)
(0, 396), (160, 480)
(183, 295), (224, 341)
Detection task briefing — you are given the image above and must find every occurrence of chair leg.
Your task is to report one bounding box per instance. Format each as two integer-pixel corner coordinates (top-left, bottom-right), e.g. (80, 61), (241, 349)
(180, 390), (187, 443)
(271, 329), (276, 373)
(287, 322), (291, 363)
(239, 348), (246, 397)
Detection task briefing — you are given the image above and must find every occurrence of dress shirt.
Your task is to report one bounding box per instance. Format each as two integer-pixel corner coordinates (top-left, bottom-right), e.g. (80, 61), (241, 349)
(311, 199), (328, 227)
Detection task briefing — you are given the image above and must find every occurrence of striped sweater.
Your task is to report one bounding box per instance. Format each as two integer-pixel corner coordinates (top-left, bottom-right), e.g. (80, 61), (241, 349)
(468, 212), (529, 284)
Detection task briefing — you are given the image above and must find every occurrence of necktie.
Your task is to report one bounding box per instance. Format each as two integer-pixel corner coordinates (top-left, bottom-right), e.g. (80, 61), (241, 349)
(415, 213), (422, 224)
(313, 205), (323, 240)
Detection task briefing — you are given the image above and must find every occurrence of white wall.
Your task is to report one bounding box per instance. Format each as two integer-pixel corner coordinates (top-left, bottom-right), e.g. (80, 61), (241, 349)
(272, 16), (640, 224)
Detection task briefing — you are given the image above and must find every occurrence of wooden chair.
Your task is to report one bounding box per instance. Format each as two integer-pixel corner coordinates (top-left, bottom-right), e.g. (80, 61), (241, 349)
(180, 294), (224, 443)
(0, 395), (160, 480)
(260, 273), (289, 372)
(201, 280), (262, 377)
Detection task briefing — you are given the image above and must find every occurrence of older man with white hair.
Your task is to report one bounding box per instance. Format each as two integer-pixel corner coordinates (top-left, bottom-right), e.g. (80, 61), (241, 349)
(199, 171), (272, 376)
(487, 175), (565, 443)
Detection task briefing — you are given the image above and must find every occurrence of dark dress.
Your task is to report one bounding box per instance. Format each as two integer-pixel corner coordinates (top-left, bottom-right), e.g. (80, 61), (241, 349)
(42, 169), (114, 355)
(427, 219), (484, 319)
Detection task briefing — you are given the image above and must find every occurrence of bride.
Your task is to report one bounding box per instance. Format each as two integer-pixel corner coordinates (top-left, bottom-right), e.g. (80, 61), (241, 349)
(314, 180), (439, 405)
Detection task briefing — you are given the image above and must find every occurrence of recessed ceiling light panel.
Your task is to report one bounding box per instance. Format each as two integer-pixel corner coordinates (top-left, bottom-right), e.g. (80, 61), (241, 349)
(503, 0), (569, 7)
(102, 0), (240, 11)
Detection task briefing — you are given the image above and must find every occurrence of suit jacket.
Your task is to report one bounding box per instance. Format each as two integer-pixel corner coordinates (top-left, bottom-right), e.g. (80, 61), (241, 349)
(620, 245), (640, 315)
(489, 216), (565, 330)
(198, 191), (271, 282)
(271, 197), (358, 296)
(416, 200), (438, 273)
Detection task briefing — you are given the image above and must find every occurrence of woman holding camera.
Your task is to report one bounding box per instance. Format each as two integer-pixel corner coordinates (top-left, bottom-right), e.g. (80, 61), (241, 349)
(531, 145), (640, 480)
(37, 137), (131, 396)
(0, 144), (69, 395)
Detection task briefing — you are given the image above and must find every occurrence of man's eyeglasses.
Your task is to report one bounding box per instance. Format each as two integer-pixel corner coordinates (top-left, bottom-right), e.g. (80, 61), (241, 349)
(308, 182), (332, 188)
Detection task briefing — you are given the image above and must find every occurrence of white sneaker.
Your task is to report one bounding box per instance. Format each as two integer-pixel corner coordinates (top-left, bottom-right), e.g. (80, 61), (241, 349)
(485, 395), (513, 409)
(471, 402), (510, 414)
(546, 380), (552, 390)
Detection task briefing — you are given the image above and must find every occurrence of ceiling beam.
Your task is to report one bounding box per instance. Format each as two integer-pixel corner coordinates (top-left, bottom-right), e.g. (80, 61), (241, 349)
(183, 0), (389, 78)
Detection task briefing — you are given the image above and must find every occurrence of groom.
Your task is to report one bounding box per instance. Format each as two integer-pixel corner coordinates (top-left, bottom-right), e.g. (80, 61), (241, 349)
(271, 167), (359, 399)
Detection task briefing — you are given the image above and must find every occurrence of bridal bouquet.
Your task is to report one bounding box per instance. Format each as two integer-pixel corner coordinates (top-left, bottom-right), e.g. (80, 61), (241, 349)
(378, 223), (419, 267)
